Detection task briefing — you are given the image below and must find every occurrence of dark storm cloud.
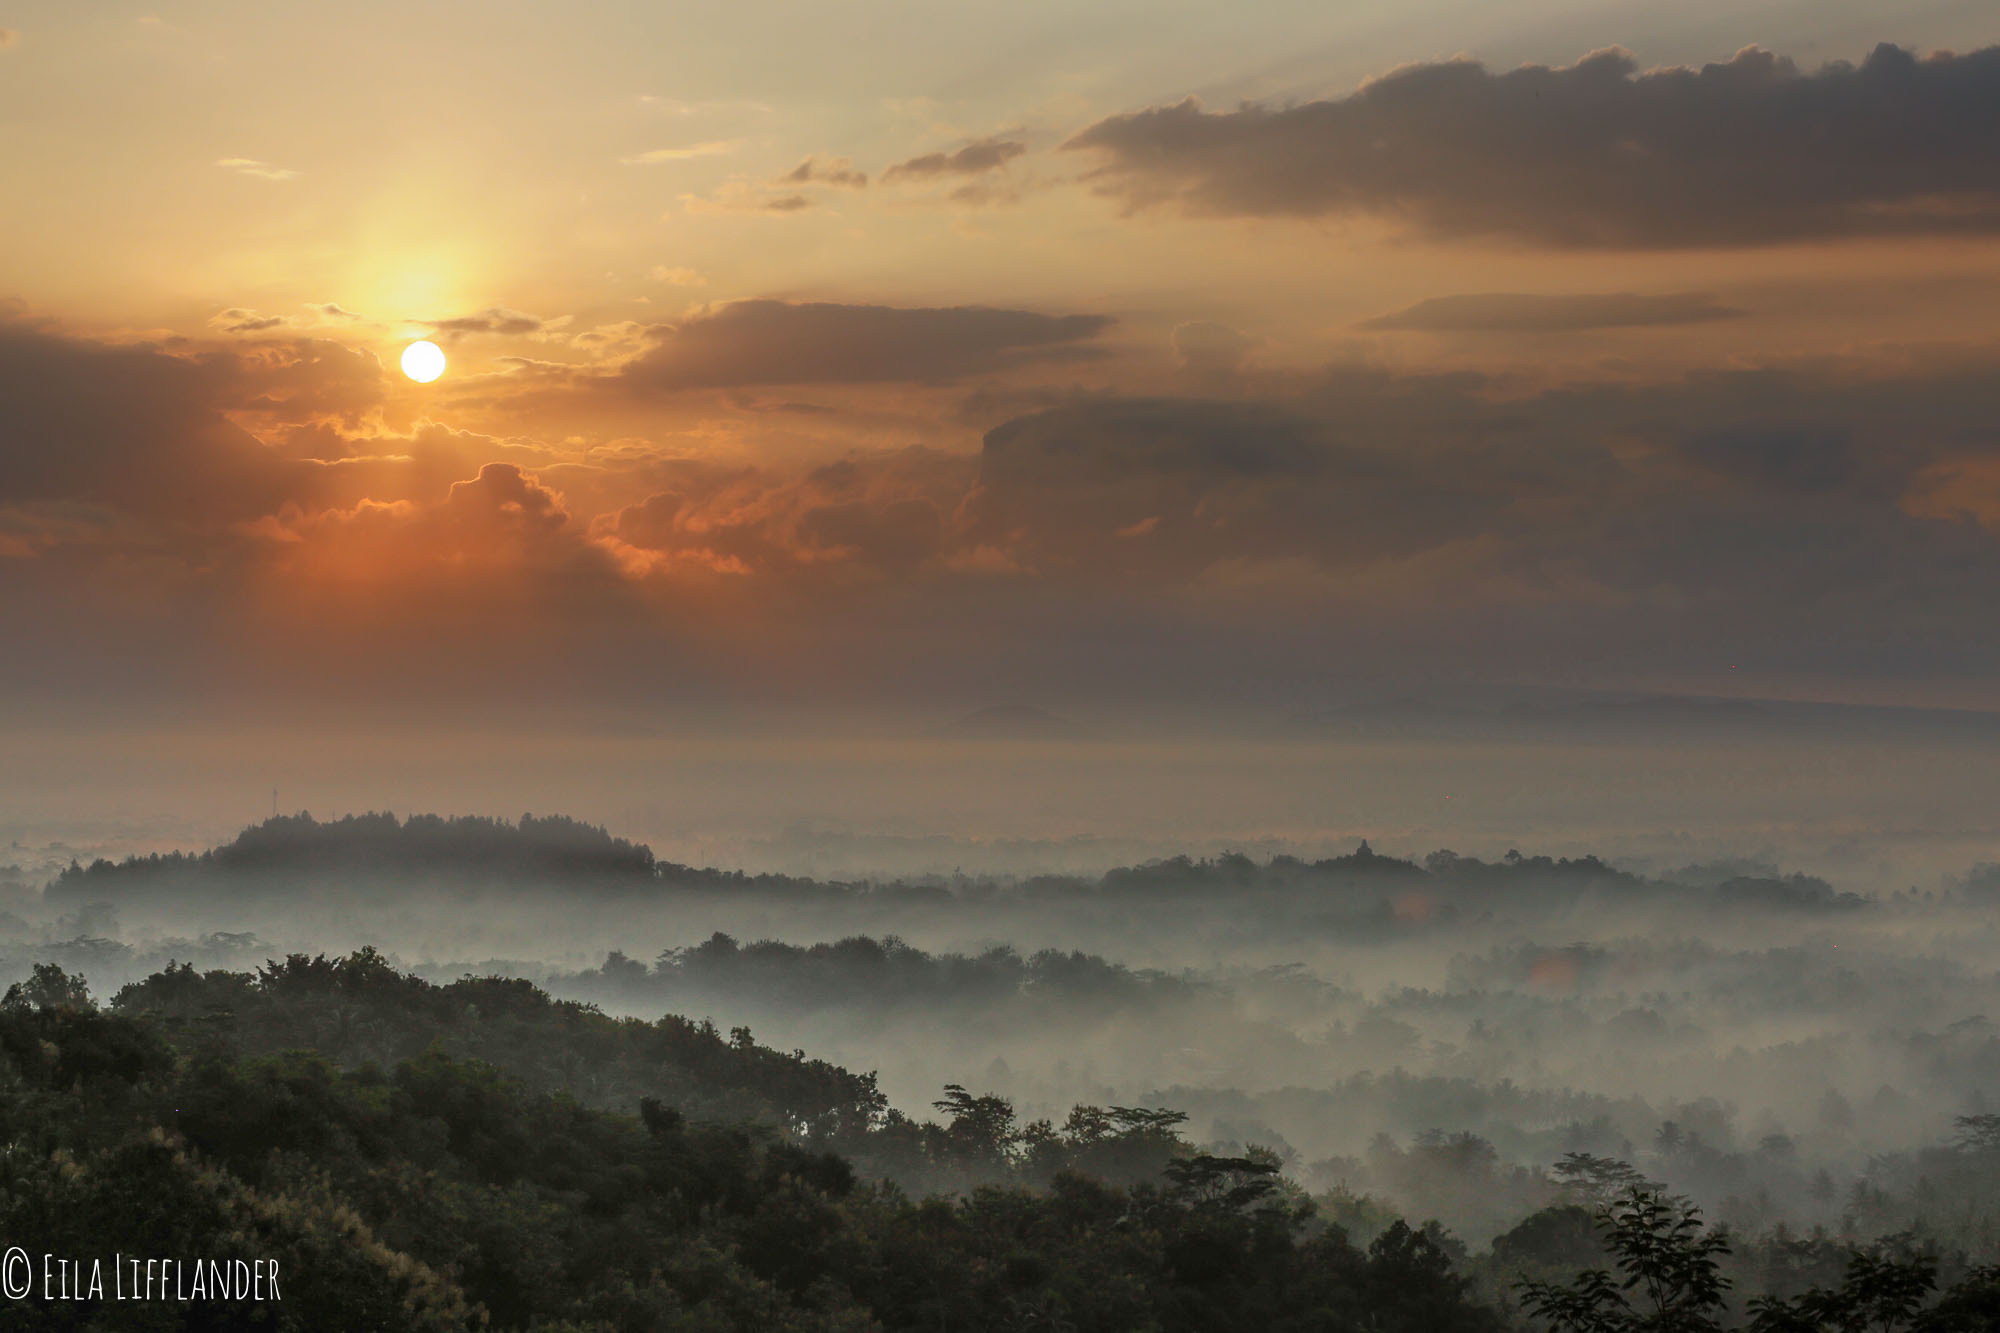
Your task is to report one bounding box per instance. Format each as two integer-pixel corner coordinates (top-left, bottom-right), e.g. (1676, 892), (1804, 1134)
(612, 300), (1114, 390)
(1363, 292), (1746, 332)
(1064, 43), (2000, 247)
(883, 137), (1027, 181)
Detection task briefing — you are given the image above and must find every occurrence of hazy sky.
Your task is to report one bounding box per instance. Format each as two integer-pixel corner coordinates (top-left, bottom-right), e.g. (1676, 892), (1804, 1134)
(7, 1), (2000, 721)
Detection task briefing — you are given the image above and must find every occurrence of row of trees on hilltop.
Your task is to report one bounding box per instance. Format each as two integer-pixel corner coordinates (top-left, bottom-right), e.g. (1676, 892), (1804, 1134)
(553, 931), (1189, 1019)
(112, 946), (887, 1136)
(50, 811), (668, 895)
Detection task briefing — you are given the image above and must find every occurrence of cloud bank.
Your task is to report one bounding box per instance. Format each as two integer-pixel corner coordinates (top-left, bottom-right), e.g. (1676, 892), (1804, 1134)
(10, 311), (2000, 709)
(1066, 43), (2000, 247)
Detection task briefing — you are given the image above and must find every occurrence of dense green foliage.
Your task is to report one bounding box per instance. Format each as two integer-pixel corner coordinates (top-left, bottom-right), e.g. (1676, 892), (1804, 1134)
(1512, 1186), (2000, 1332)
(0, 957), (1508, 1331)
(18, 812), (2000, 1328)
(114, 946), (886, 1135)
(4, 953), (1999, 1329)
(549, 930), (1191, 1026)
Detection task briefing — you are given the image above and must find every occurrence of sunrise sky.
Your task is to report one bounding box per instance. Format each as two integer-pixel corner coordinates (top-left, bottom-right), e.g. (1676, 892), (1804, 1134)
(8, 0), (2000, 725)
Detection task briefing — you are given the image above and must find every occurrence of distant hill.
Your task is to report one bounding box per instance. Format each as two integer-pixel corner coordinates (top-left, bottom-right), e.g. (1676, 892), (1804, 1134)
(45, 811), (786, 903)
(46, 812), (1867, 919)
(53, 810), (649, 883)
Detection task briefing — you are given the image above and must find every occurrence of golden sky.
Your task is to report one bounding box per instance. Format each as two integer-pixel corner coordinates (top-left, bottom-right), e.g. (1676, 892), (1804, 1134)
(6, 1), (2000, 720)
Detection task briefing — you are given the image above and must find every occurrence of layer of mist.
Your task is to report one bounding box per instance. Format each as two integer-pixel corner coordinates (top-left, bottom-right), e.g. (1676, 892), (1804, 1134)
(17, 807), (2000, 1251)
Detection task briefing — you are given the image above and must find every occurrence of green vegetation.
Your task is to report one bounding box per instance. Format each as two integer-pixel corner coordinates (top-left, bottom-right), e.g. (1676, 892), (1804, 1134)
(1513, 1186), (2000, 1331)
(6, 952), (2000, 1328)
(2, 957), (1504, 1330)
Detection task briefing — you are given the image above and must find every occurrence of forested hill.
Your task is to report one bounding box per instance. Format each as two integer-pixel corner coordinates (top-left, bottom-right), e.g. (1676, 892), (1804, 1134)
(114, 945), (885, 1135)
(48, 811), (811, 900)
(47, 812), (1863, 915)
(13, 955), (2000, 1329)
(7, 956), (1509, 1331)
(56, 811), (658, 882)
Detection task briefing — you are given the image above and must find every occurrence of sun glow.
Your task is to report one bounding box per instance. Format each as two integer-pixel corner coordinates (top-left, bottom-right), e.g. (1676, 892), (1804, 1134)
(400, 339), (446, 383)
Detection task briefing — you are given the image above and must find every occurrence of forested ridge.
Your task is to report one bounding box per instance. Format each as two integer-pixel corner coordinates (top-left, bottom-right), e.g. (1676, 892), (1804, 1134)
(18, 814), (2000, 1327)
(7, 953), (2000, 1330)
(47, 812), (1861, 916)
(5, 955), (1501, 1331)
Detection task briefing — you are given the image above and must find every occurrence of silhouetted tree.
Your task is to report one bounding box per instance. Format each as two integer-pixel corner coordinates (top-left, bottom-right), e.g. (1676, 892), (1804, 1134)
(1517, 1188), (1732, 1332)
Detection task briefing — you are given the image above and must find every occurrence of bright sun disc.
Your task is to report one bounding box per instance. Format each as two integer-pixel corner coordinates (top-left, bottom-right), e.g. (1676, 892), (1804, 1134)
(400, 339), (446, 383)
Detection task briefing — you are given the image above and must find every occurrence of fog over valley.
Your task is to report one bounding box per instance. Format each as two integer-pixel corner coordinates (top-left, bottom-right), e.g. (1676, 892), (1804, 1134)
(15, 737), (2000, 1258)
(15, 2), (2000, 1322)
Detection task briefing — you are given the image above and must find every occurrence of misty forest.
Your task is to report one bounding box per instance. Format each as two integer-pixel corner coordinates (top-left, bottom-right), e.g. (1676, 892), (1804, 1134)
(15, 0), (2000, 1326)
(2, 806), (1998, 1329)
